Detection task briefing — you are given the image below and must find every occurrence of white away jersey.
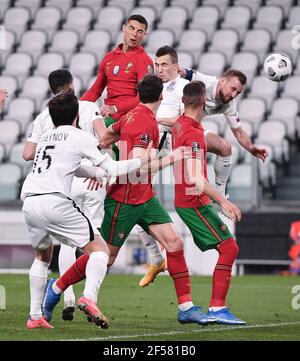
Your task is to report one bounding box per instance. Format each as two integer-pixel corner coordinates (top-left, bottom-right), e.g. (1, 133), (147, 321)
(191, 72), (240, 129)
(157, 76), (189, 118)
(27, 100), (102, 143)
(21, 126), (109, 200)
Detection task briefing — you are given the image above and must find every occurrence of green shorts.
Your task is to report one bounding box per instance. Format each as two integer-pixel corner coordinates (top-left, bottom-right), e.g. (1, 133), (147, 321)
(176, 205), (233, 251)
(104, 116), (119, 161)
(101, 196), (172, 247)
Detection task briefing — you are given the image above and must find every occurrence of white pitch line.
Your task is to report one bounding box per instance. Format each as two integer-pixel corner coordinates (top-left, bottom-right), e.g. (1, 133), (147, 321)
(60, 321), (300, 341)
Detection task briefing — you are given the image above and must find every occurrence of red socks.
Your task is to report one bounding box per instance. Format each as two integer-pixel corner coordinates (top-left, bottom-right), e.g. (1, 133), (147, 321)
(210, 238), (239, 307)
(56, 254), (89, 291)
(167, 249), (192, 304)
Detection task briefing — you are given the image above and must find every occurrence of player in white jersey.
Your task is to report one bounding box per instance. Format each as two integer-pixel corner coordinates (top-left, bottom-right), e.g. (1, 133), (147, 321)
(155, 46), (189, 154)
(182, 68), (268, 197)
(139, 57), (269, 287)
(23, 69), (107, 320)
(137, 46), (189, 287)
(22, 90), (153, 329)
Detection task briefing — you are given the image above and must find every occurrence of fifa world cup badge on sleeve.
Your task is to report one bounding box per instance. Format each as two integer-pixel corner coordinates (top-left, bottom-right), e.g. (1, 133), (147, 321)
(192, 142), (200, 153)
(140, 133), (151, 144)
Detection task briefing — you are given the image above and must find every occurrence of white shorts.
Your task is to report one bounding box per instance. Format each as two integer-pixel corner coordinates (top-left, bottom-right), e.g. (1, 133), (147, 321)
(22, 193), (99, 250)
(71, 176), (105, 228)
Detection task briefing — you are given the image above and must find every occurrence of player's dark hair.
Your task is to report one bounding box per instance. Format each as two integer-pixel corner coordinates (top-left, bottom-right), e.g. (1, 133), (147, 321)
(182, 81), (206, 109)
(156, 46), (178, 64)
(126, 14), (148, 31)
(48, 90), (79, 127)
(222, 68), (247, 85)
(138, 74), (163, 103)
(48, 69), (73, 94)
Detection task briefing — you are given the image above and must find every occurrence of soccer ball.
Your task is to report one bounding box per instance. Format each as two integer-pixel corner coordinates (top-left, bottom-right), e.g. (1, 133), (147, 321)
(263, 53), (292, 82)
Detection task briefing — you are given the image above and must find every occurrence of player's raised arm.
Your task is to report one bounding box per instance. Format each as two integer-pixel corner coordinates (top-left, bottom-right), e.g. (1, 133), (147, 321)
(231, 126), (268, 162)
(80, 57), (107, 102)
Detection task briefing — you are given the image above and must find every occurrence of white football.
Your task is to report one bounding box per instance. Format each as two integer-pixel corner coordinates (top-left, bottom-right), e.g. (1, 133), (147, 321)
(263, 53), (292, 82)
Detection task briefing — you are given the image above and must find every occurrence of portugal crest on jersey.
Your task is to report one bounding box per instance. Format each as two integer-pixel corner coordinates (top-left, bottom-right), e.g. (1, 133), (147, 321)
(113, 65), (120, 75)
(125, 62), (133, 73)
(219, 224), (228, 234)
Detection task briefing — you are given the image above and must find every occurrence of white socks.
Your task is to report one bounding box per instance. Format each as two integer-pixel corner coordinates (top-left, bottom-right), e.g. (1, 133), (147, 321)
(52, 281), (63, 295)
(58, 243), (76, 304)
(178, 301), (194, 312)
(209, 306), (226, 312)
(214, 155), (232, 196)
(83, 251), (109, 302)
(29, 258), (49, 320)
(138, 228), (164, 265)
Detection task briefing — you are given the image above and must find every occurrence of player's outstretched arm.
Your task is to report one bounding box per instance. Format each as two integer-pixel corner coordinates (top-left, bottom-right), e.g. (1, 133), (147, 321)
(139, 146), (192, 175)
(157, 116), (180, 127)
(231, 126), (268, 162)
(79, 140), (154, 181)
(100, 124), (120, 148)
(78, 140), (154, 192)
(100, 140), (153, 176)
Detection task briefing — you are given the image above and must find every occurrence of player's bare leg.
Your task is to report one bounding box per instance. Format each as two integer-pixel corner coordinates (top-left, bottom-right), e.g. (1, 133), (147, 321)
(106, 243), (121, 267)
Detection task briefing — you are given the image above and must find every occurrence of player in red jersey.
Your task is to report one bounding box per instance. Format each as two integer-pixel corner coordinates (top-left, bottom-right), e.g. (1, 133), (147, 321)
(172, 81), (246, 324)
(43, 75), (217, 326)
(81, 14), (153, 125)
(99, 74), (217, 325)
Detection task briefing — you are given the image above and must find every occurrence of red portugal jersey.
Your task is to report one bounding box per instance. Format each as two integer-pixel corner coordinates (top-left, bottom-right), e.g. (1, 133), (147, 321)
(81, 44), (153, 120)
(107, 104), (159, 204)
(172, 114), (210, 208)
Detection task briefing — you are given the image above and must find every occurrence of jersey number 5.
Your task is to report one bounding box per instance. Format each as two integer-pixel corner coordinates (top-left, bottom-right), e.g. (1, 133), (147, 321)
(33, 145), (55, 174)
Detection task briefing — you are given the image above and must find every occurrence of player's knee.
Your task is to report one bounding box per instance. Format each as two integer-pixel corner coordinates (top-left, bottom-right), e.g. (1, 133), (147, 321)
(36, 253), (52, 264)
(165, 235), (183, 252)
(219, 139), (231, 156)
(83, 236), (109, 256)
(108, 254), (117, 267)
(93, 235), (110, 255)
(218, 238), (239, 262)
(35, 245), (52, 264)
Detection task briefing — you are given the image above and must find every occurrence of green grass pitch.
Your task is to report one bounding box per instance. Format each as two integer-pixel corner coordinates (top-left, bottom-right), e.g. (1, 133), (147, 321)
(0, 273), (300, 341)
